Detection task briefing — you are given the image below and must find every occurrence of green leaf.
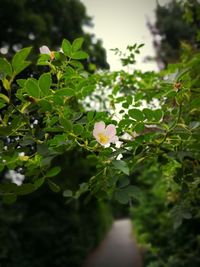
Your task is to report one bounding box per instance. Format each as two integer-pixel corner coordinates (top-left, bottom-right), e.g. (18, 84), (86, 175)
(55, 88), (75, 97)
(114, 185), (141, 204)
(73, 124), (84, 135)
(0, 58), (12, 77)
(0, 183), (18, 193)
(26, 78), (40, 98)
(37, 54), (51, 65)
(118, 119), (134, 128)
(0, 93), (10, 103)
(128, 109), (144, 121)
(82, 85), (95, 97)
(39, 73), (52, 97)
(124, 185), (142, 199)
(118, 176), (130, 188)
(2, 78), (10, 90)
(74, 183), (88, 199)
(143, 108), (154, 121)
(87, 111), (95, 122)
(59, 117), (72, 131)
(12, 47), (32, 75)
(72, 37), (84, 52)
(62, 39), (72, 57)
(71, 51), (89, 60)
(39, 99), (52, 112)
(16, 183), (36, 195)
(0, 101), (6, 109)
(46, 166), (61, 178)
(69, 60), (83, 69)
(134, 122), (144, 133)
(153, 109), (163, 121)
(63, 189), (73, 197)
(127, 95), (133, 105)
(112, 160), (130, 175)
(48, 180), (60, 192)
(114, 189), (129, 204)
(17, 79), (26, 87)
(34, 177), (45, 189)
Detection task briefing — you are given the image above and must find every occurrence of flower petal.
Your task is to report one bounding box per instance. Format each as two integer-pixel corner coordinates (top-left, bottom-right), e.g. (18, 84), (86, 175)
(110, 135), (119, 144)
(105, 124), (116, 138)
(93, 121), (105, 139)
(39, 45), (51, 55)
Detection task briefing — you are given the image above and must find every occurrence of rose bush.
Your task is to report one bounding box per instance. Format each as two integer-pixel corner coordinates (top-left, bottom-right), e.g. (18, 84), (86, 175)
(0, 36), (200, 266)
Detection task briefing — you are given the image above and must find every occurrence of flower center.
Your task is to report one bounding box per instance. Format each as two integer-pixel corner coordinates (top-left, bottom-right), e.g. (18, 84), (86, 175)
(50, 51), (55, 60)
(98, 133), (109, 144)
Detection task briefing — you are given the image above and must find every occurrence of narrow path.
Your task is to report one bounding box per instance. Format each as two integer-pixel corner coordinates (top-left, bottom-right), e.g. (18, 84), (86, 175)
(84, 219), (143, 267)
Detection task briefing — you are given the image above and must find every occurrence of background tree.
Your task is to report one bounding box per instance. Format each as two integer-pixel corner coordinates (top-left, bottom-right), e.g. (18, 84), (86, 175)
(148, 0), (200, 68)
(0, 0), (109, 69)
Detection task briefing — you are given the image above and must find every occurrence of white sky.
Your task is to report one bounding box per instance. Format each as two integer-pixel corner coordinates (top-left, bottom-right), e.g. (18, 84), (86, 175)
(81, 0), (170, 71)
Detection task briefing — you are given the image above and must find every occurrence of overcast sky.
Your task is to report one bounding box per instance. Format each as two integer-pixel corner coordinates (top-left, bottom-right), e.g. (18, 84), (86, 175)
(81, 0), (170, 71)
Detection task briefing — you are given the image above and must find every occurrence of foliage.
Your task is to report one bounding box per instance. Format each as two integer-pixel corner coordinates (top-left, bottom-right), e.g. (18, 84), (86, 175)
(0, 192), (112, 267)
(0, 0), (109, 69)
(0, 30), (200, 266)
(148, 0), (200, 68)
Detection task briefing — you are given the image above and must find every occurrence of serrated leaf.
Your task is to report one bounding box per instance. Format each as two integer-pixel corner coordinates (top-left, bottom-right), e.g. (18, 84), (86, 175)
(39, 72), (52, 97)
(112, 160), (130, 175)
(46, 166), (61, 178)
(72, 37), (84, 52)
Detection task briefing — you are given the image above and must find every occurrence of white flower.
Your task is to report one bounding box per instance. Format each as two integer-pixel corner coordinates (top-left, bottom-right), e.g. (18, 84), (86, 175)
(39, 45), (55, 60)
(93, 121), (119, 147)
(5, 170), (25, 186)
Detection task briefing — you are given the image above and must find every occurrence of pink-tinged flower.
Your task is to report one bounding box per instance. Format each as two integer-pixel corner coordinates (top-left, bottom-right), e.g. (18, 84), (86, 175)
(39, 45), (55, 60)
(93, 121), (119, 146)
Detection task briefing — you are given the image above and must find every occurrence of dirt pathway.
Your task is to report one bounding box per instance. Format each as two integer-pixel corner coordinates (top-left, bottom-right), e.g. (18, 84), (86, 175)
(84, 219), (143, 267)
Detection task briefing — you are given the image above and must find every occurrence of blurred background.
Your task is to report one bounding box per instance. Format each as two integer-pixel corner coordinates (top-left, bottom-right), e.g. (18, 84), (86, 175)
(1, 0), (200, 266)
